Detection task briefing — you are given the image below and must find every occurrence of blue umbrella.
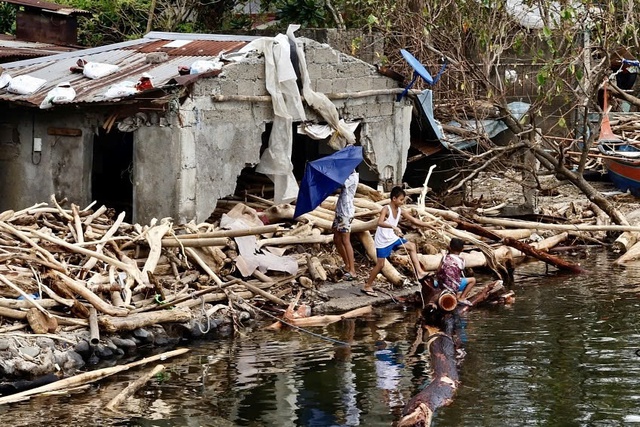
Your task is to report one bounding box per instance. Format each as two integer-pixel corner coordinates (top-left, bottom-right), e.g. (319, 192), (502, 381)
(294, 145), (363, 218)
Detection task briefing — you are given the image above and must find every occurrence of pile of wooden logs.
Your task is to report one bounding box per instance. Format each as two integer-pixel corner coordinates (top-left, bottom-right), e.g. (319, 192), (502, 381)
(611, 112), (640, 143)
(3, 183), (639, 342)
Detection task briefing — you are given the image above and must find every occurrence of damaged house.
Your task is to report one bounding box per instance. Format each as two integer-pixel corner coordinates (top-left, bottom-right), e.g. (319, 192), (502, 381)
(0, 28), (411, 223)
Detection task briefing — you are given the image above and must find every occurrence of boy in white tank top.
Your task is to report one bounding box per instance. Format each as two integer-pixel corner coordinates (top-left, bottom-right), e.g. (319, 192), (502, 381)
(362, 186), (431, 297)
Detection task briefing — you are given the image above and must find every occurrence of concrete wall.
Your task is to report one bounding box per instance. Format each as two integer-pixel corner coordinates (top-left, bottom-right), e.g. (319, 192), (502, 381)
(0, 109), (93, 212)
(172, 37), (412, 222)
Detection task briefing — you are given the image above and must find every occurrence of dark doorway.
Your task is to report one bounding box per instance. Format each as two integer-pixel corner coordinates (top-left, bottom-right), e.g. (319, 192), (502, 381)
(92, 129), (133, 221)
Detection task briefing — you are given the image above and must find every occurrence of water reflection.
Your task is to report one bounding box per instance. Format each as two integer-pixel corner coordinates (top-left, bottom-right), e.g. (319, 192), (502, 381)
(1, 250), (640, 426)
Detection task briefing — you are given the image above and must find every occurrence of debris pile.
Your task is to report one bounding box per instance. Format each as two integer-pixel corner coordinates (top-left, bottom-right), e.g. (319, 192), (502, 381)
(1, 184), (633, 381)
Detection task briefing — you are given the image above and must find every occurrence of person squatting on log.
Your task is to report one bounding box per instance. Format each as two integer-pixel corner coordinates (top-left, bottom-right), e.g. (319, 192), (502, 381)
(436, 238), (477, 306)
(363, 186), (431, 297)
(333, 170), (359, 281)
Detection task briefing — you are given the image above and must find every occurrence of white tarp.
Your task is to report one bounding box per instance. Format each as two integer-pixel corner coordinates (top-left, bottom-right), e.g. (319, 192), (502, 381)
(298, 120), (360, 140)
(220, 208), (298, 277)
(286, 24), (356, 150)
(238, 24), (358, 202)
(240, 32), (305, 203)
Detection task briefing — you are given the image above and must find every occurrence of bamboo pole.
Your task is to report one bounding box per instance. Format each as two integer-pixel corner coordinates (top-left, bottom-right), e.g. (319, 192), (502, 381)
(89, 307), (100, 346)
(473, 215), (640, 233)
(185, 248), (224, 286)
(54, 272), (129, 317)
(161, 237), (229, 247)
(171, 224), (282, 239)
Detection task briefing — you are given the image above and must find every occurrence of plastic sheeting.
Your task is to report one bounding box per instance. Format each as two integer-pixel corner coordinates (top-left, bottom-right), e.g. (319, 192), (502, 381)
(238, 24), (358, 203)
(240, 32), (306, 203)
(220, 213), (298, 277)
(297, 120), (360, 140)
(286, 25), (356, 150)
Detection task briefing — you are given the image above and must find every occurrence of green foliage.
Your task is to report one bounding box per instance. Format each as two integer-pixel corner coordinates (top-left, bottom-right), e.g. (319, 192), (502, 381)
(0, 3), (15, 35)
(58, 0), (152, 46)
(273, 0), (328, 28)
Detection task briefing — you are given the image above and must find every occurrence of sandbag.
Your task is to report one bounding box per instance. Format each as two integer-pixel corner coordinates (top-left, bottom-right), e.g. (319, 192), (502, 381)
(83, 62), (119, 79)
(189, 60), (223, 74)
(40, 82), (76, 109)
(103, 81), (137, 99)
(0, 72), (11, 89)
(7, 75), (46, 95)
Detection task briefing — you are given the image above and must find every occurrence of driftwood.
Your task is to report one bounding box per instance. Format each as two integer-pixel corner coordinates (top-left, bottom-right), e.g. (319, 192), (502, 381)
(450, 218), (583, 273)
(99, 308), (192, 333)
(307, 256), (327, 282)
(105, 364), (165, 412)
(267, 305), (373, 330)
(26, 308), (58, 334)
(0, 348), (189, 405)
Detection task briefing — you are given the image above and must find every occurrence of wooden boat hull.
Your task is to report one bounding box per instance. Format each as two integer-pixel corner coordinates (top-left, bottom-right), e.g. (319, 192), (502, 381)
(604, 156), (640, 196)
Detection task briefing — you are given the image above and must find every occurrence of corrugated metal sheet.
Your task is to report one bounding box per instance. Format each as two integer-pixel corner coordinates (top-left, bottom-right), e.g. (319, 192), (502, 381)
(132, 40), (248, 57)
(0, 32), (257, 107)
(0, 36), (76, 59)
(3, 0), (90, 15)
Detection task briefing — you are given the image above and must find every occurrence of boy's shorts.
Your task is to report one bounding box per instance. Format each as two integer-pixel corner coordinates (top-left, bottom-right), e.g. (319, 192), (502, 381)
(434, 277), (470, 292)
(376, 238), (407, 259)
(332, 215), (354, 233)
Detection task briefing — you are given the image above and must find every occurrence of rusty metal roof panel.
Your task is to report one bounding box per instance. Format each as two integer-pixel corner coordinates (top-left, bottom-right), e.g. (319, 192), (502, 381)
(0, 32), (257, 107)
(0, 36), (77, 59)
(3, 0), (90, 15)
(132, 39), (248, 57)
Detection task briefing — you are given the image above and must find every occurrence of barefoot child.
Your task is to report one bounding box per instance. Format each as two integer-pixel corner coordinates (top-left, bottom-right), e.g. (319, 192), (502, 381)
(362, 186), (431, 297)
(333, 170), (359, 280)
(436, 237), (477, 305)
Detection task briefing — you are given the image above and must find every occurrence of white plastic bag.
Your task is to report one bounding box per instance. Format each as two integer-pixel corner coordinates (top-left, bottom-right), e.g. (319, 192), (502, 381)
(40, 82), (76, 109)
(83, 62), (119, 79)
(103, 81), (137, 99)
(0, 72), (11, 89)
(7, 75), (46, 95)
(189, 60), (223, 74)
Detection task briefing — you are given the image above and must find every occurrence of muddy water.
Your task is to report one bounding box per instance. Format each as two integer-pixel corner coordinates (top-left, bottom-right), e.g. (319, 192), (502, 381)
(2, 250), (640, 426)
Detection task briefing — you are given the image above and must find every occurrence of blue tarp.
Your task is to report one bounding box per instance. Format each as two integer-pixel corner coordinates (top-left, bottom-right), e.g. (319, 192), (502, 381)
(293, 145), (363, 218)
(415, 89), (531, 152)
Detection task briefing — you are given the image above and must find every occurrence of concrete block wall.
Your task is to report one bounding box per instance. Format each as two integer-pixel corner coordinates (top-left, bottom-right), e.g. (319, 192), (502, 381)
(0, 110), (93, 212)
(168, 35), (410, 222)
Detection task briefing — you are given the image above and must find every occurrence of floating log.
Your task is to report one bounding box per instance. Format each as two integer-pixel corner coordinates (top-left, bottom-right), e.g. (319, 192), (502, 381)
(399, 325), (458, 427)
(105, 364), (165, 412)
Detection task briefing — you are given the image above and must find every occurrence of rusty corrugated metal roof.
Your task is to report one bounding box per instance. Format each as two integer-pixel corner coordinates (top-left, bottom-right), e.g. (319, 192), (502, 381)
(132, 39), (248, 57)
(0, 35), (76, 59)
(0, 32), (258, 107)
(2, 0), (90, 15)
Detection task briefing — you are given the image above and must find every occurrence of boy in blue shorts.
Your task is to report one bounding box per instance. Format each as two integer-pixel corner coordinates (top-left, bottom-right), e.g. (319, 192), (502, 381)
(362, 186), (431, 297)
(436, 238), (477, 305)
